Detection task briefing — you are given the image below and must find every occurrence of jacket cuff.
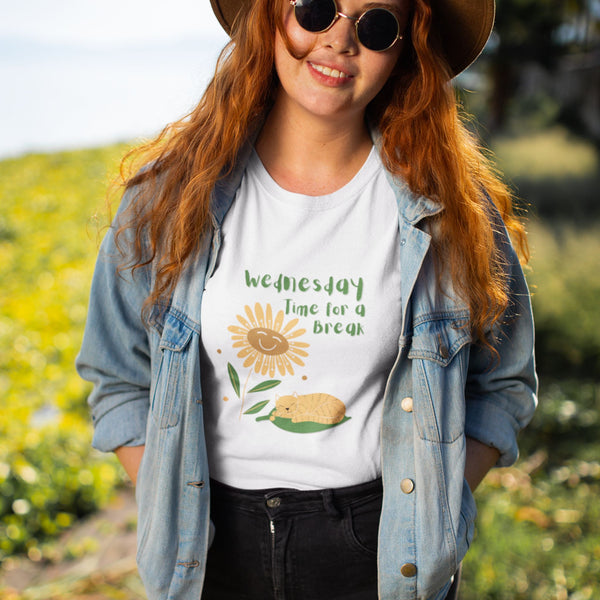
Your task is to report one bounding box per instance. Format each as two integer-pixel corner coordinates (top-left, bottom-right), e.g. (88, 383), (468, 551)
(464, 398), (521, 467)
(91, 398), (149, 452)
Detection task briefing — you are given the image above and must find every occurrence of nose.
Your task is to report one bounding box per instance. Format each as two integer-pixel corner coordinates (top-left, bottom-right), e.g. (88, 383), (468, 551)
(322, 12), (358, 54)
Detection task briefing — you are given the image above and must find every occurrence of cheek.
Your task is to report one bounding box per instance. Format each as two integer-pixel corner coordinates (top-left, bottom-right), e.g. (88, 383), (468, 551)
(370, 50), (402, 89)
(274, 33), (299, 90)
(279, 10), (318, 56)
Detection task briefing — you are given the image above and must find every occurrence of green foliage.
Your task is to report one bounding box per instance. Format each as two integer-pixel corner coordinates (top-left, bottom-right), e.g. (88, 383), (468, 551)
(494, 0), (568, 64)
(489, 128), (600, 377)
(526, 222), (600, 377)
(0, 145), (131, 562)
(0, 423), (121, 561)
(492, 127), (600, 221)
(462, 381), (600, 599)
(492, 127), (598, 182)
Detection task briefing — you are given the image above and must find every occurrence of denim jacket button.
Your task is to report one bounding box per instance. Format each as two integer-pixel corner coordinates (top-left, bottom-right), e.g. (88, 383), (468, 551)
(400, 479), (415, 494)
(400, 563), (417, 578)
(401, 397), (413, 412)
(439, 344), (449, 359)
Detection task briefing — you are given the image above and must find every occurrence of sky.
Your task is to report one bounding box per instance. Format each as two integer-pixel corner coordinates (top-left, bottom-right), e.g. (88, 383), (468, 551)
(0, 0), (230, 158)
(1, 0), (226, 46)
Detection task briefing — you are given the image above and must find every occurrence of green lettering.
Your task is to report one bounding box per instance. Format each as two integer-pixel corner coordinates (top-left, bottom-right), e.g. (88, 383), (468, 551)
(351, 278), (364, 302)
(283, 276), (296, 292)
(324, 277), (335, 296)
(245, 270), (261, 287)
(336, 279), (349, 295)
(274, 274), (283, 292)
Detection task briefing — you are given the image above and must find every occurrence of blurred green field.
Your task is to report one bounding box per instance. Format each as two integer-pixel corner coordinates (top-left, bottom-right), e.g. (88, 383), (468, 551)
(1, 130), (599, 598)
(0, 146), (129, 564)
(491, 127), (600, 223)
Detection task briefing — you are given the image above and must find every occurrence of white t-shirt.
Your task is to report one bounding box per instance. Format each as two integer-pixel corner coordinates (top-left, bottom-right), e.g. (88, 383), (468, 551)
(200, 146), (402, 490)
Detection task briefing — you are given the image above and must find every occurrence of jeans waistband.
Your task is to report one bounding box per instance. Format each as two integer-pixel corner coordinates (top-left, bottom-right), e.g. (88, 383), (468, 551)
(209, 477), (383, 517)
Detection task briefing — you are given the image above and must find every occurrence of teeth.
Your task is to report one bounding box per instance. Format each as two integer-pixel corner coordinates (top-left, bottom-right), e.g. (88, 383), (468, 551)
(311, 63), (348, 78)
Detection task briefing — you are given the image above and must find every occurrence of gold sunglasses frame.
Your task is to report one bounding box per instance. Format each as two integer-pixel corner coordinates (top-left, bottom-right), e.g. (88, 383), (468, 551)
(289, 0), (403, 52)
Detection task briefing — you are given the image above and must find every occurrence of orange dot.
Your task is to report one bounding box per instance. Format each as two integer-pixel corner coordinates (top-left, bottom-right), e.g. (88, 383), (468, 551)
(223, 397), (229, 402)
(217, 349), (222, 354)
(302, 375), (307, 380)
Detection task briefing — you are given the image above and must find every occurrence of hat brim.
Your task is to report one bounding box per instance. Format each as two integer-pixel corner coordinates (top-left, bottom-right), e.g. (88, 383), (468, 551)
(209, 0), (495, 77)
(431, 0), (495, 76)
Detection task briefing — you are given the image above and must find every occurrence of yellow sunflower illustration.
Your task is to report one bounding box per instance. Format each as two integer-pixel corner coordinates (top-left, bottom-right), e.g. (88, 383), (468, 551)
(228, 303), (310, 377)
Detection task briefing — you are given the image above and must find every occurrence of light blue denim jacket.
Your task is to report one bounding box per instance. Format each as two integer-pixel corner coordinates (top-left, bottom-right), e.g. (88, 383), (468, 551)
(76, 138), (537, 600)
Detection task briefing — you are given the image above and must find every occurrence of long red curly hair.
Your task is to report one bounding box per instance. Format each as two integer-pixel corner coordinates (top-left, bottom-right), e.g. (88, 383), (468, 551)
(115, 0), (528, 348)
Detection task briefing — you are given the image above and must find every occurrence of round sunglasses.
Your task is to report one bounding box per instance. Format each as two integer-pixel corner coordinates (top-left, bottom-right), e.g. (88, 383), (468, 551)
(289, 0), (403, 52)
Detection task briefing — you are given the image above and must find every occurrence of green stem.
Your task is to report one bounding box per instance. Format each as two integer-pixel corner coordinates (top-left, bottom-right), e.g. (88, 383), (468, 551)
(239, 370), (252, 419)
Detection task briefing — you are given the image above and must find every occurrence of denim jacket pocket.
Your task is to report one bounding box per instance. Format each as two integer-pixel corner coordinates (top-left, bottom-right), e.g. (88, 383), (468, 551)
(408, 313), (471, 443)
(408, 313), (470, 366)
(151, 311), (194, 429)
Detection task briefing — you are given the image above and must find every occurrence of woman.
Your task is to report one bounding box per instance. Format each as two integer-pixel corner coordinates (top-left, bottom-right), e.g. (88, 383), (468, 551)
(77, 0), (537, 598)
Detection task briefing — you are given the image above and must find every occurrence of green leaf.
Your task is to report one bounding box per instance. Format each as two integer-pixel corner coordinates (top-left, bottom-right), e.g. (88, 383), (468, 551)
(227, 363), (240, 397)
(248, 380), (281, 393)
(257, 409), (351, 433)
(243, 400), (270, 415)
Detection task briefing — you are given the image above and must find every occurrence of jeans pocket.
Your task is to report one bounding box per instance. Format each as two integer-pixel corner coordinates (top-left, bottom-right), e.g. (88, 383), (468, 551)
(342, 494), (382, 557)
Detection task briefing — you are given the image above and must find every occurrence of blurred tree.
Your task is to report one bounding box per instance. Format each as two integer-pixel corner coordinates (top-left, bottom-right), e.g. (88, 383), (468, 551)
(489, 0), (599, 132)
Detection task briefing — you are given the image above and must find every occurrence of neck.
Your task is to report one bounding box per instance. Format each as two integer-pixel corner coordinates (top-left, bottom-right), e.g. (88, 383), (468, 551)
(255, 94), (373, 196)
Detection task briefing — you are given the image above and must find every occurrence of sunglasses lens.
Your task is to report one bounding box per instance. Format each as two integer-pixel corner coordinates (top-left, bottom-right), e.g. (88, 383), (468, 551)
(357, 8), (399, 51)
(294, 0), (337, 33)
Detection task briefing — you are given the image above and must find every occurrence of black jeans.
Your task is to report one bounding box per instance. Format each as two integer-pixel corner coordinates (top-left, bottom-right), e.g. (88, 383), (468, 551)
(201, 478), (460, 600)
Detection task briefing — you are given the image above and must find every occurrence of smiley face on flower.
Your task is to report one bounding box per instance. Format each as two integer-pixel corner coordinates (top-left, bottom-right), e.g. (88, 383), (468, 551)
(228, 303), (310, 377)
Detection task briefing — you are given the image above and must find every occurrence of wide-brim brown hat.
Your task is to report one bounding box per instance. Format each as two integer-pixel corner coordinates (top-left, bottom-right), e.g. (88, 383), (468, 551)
(210, 0), (495, 77)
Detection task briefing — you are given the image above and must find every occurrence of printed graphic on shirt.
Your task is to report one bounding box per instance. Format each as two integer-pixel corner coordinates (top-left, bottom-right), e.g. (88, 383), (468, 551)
(220, 300), (353, 433)
(244, 270), (367, 337)
(228, 302), (310, 377)
(256, 392), (351, 434)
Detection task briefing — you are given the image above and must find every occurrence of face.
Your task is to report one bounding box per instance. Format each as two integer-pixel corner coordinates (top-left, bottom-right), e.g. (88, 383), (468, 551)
(273, 0), (410, 123)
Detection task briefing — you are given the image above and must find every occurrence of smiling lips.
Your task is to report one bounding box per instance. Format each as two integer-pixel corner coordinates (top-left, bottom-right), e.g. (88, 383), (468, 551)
(309, 61), (352, 80)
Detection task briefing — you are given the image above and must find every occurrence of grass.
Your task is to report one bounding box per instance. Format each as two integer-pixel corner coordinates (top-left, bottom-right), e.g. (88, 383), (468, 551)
(492, 127), (598, 182)
(491, 127), (600, 222)
(462, 380), (600, 599)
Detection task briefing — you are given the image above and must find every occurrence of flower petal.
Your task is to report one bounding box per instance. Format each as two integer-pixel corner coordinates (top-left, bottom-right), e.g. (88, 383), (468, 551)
(286, 328), (307, 339)
(273, 310), (284, 333)
(245, 305), (259, 328)
(254, 303), (265, 327)
(281, 318), (299, 335)
(265, 304), (273, 329)
(228, 325), (249, 335)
